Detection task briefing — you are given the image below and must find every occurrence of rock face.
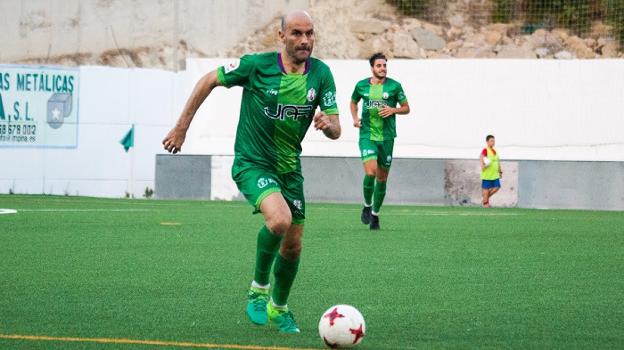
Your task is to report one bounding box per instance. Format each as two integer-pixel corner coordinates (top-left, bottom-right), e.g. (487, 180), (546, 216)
(393, 31), (422, 58)
(497, 44), (537, 59)
(224, 0), (622, 61)
(484, 31), (502, 46)
(555, 50), (574, 59)
(360, 35), (393, 59)
(4, 0), (622, 69)
(601, 41), (620, 57)
(448, 14), (465, 28)
(565, 36), (596, 59)
(351, 18), (391, 34)
(410, 28), (446, 51)
(2, 0), (312, 70)
(276, 1), (618, 61)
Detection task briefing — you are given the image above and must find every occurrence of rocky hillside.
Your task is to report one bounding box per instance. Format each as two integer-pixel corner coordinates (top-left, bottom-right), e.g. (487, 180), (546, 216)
(228, 0), (623, 60)
(10, 0), (623, 70)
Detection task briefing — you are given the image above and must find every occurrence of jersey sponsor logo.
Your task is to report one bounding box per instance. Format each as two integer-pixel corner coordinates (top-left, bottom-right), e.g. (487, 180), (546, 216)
(224, 59), (240, 74)
(264, 104), (314, 121)
(257, 177), (277, 189)
(307, 88), (316, 102)
(322, 91), (336, 107)
(365, 100), (388, 109)
(382, 92), (389, 99)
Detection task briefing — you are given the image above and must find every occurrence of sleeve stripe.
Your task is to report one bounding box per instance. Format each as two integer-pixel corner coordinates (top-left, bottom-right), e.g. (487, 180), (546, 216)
(322, 107), (339, 115)
(216, 67), (229, 87)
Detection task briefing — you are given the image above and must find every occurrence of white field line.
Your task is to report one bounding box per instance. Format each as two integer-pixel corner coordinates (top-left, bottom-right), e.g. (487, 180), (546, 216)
(312, 207), (523, 216)
(17, 208), (154, 212)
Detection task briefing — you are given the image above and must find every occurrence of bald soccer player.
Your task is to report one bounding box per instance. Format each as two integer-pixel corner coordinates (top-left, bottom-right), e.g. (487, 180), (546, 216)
(162, 11), (341, 333)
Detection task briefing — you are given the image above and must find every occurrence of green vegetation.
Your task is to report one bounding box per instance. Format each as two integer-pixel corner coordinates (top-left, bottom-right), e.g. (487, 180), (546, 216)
(388, 0), (623, 50)
(386, 0), (430, 17)
(492, 0), (623, 46)
(607, 0), (624, 46)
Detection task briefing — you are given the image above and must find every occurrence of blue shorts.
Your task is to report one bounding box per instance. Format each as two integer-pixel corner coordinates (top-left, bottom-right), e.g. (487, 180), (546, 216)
(482, 179), (501, 189)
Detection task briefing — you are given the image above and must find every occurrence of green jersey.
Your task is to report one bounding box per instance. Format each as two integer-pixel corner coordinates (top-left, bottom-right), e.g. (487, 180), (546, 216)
(351, 77), (407, 141)
(217, 52), (339, 174)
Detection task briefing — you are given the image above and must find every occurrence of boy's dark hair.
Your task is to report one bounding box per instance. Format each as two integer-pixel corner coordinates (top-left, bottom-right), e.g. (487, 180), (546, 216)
(486, 135), (495, 141)
(369, 52), (387, 67)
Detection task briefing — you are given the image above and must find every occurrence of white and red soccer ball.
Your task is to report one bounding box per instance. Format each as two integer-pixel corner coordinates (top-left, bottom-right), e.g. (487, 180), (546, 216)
(318, 305), (366, 348)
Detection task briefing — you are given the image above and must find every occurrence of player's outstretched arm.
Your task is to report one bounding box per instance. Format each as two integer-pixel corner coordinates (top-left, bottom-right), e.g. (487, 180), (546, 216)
(350, 101), (361, 128)
(162, 70), (221, 154)
(313, 111), (341, 140)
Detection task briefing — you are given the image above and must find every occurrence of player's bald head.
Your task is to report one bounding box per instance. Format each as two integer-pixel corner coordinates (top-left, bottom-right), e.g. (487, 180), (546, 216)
(279, 10), (315, 65)
(281, 10), (313, 31)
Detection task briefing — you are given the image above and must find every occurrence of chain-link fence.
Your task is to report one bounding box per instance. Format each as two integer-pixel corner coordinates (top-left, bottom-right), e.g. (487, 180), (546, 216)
(387, 0), (624, 47)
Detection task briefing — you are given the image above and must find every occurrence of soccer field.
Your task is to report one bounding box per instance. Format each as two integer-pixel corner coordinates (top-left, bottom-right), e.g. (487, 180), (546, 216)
(1, 195), (623, 350)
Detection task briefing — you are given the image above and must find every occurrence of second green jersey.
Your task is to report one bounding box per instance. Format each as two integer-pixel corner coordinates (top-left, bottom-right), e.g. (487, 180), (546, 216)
(217, 52), (339, 174)
(351, 77), (407, 141)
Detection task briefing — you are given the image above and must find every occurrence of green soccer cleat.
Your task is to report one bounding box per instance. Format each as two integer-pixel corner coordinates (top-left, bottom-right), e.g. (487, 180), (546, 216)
(267, 302), (301, 333)
(246, 287), (269, 325)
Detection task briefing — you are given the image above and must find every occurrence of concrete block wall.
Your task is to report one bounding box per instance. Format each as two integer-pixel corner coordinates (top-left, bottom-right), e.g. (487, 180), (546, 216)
(518, 161), (624, 210)
(155, 155), (211, 199)
(154, 155), (624, 210)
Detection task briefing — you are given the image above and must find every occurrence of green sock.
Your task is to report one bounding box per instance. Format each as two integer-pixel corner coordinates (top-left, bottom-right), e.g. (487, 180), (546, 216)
(254, 226), (282, 286)
(363, 175), (375, 206)
(372, 180), (387, 213)
(271, 254), (300, 306)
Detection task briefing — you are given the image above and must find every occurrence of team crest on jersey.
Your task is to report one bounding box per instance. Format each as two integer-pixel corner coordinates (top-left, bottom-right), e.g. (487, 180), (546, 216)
(362, 149), (375, 157)
(307, 88), (316, 102)
(322, 91), (336, 107)
(382, 92), (389, 99)
(257, 177), (276, 189)
(224, 59), (240, 73)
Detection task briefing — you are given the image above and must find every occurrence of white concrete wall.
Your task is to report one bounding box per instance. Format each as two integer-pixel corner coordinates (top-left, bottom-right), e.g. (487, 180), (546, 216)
(1, 58), (623, 198)
(0, 65), (190, 197)
(185, 58), (624, 161)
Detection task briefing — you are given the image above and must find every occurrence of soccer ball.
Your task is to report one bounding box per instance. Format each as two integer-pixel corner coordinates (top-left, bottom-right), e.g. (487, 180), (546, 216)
(318, 305), (366, 348)
(483, 157), (491, 167)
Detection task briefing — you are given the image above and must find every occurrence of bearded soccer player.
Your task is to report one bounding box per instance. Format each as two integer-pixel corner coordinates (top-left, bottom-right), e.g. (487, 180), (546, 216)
(350, 53), (410, 230)
(162, 11), (340, 333)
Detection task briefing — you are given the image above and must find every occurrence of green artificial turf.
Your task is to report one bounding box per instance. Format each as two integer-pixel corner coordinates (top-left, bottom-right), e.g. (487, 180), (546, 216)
(0, 195), (623, 349)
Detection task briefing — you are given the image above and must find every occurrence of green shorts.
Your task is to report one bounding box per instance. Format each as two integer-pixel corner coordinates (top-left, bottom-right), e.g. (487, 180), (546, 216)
(232, 164), (305, 225)
(359, 138), (395, 169)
